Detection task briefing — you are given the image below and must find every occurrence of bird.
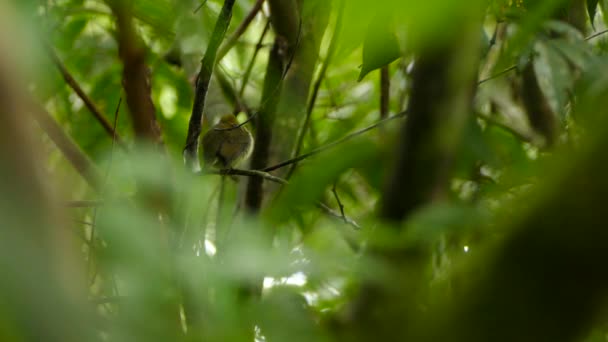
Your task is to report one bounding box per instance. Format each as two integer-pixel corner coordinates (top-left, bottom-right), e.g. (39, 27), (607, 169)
(200, 114), (253, 170)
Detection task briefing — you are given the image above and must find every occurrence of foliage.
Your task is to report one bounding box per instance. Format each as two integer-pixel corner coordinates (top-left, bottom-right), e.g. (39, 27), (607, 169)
(2, 0), (608, 341)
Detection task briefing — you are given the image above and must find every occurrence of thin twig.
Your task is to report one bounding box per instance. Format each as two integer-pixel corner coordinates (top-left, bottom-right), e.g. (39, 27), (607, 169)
(202, 168), (288, 185)
(477, 65), (517, 85)
(184, 0), (236, 168)
(263, 110), (409, 173)
(193, 0), (209, 14)
(214, 16), (304, 132)
(238, 20), (271, 99)
(202, 168), (361, 229)
(317, 202), (361, 230)
(46, 45), (127, 148)
(288, 0), (345, 178)
(585, 28), (608, 41)
(217, 0), (265, 62)
(332, 180), (346, 223)
(88, 98), (121, 286)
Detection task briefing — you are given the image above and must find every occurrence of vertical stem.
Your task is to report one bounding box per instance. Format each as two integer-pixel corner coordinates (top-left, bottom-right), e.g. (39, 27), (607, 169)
(184, 0), (236, 169)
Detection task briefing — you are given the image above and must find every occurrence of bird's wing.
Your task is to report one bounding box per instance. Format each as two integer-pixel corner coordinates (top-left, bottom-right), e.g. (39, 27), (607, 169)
(201, 130), (221, 167)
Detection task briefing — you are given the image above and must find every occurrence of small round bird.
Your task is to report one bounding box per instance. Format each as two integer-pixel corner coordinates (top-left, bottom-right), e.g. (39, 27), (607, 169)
(200, 114), (253, 170)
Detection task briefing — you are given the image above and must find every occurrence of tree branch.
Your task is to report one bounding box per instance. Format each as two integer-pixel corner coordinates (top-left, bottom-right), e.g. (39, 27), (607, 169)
(245, 37), (284, 212)
(238, 20), (271, 100)
(46, 45), (127, 149)
(203, 168), (361, 230)
(263, 111), (408, 173)
(111, 2), (163, 144)
(203, 168), (287, 185)
(184, 0), (236, 169)
(216, 0), (265, 62)
(31, 105), (101, 191)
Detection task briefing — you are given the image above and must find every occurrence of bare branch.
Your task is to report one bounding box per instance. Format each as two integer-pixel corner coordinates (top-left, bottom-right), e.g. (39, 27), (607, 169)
(216, 0), (265, 62)
(332, 181), (346, 223)
(238, 20), (271, 99)
(204, 168), (287, 185)
(193, 0), (209, 14)
(31, 106), (101, 191)
(111, 2), (163, 144)
(317, 202), (361, 230)
(46, 46), (127, 149)
(263, 111), (409, 173)
(202, 168), (362, 229)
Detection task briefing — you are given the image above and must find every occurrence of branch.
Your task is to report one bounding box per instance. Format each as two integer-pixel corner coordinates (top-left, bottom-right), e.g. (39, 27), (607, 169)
(238, 20), (271, 99)
(331, 181), (347, 224)
(184, 0), (236, 169)
(31, 106), (101, 191)
(317, 202), (361, 230)
(477, 65), (517, 85)
(585, 28), (608, 40)
(202, 168), (361, 230)
(203, 168), (287, 185)
(46, 46), (127, 149)
(245, 37), (285, 212)
(111, 2), (163, 144)
(263, 111), (409, 173)
(216, 0), (265, 62)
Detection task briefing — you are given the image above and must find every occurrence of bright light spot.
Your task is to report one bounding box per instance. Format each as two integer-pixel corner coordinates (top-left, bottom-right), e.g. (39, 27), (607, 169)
(303, 291), (318, 305)
(204, 240), (216, 256)
(263, 272), (307, 290)
(285, 272), (307, 287)
(463, 245), (470, 253)
(159, 85), (177, 119)
(263, 277), (275, 289)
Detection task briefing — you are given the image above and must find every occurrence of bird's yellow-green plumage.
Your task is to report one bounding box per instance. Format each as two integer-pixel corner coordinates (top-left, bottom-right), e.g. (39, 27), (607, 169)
(200, 114), (253, 169)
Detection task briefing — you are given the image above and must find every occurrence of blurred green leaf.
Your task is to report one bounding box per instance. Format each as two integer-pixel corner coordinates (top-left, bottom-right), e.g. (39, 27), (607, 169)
(587, 0), (599, 27)
(358, 13), (401, 81)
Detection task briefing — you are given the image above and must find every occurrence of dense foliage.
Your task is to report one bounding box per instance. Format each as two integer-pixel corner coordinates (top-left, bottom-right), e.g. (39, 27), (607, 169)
(2, 0), (608, 341)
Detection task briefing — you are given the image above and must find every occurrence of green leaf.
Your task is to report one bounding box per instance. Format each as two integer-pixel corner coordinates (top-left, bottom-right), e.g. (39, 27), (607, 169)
(587, 0), (599, 27)
(358, 13), (401, 81)
(534, 40), (572, 118)
(548, 39), (595, 70)
(268, 139), (377, 225)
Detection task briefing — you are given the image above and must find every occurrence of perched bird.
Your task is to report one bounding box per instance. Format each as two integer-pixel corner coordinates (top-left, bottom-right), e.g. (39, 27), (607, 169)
(200, 114), (253, 170)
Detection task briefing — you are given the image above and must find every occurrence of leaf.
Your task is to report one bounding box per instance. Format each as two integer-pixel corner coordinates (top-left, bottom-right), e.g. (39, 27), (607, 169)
(268, 139), (377, 225)
(587, 0), (599, 27)
(543, 20), (584, 41)
(56, 16), (88, 50)
(534, 40), (572, 118)
(548, 39), (595, 70)
(358, 12), (401, 81)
